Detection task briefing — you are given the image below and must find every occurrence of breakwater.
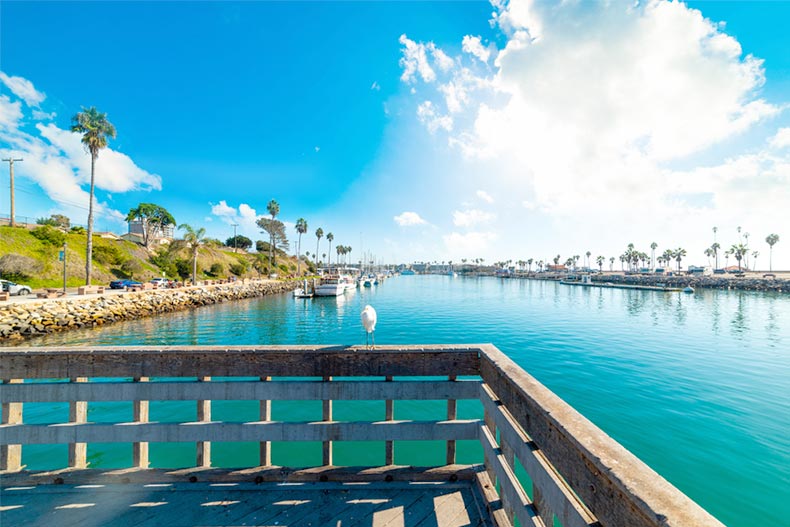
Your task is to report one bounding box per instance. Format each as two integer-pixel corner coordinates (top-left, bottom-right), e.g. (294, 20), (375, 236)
(479, 272), (788, 292)
(0, 280), (297, 341)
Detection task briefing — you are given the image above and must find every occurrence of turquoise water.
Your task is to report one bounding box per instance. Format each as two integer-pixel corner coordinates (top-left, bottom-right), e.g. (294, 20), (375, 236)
(7, 276), (790, 526)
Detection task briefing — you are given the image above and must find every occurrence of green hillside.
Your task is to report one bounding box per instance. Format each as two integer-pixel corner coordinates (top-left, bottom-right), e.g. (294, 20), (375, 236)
(0, 225), (310, 289)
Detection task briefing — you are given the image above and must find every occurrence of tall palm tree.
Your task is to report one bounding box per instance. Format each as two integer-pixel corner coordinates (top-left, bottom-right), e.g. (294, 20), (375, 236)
(596, 255), (604, 271)
(713, 226), (717, 244)
(315, 228), (324, 267)
(179, 223), (206, 285)
(266, 200), (280, 266)
(650, 242), (658, 270)
(711, 242), (720, 270)
(609, 256), (614, 271)
(730, 244), (747, 271)
(295, 218), (308, 275)
(673, 248), (687, 271)
(585, 251), (591, 268)
(752, 251), (759, 271)
(326, 232), (334, 267)
(71, 107), (116, 285)
(765, 234), (780, 271)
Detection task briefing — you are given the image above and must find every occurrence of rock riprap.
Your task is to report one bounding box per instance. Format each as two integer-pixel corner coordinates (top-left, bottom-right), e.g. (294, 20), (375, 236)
(0, 280), (297, 341)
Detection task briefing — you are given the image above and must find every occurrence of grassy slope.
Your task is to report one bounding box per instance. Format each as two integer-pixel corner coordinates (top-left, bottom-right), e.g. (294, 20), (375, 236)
(0, 226), (305, 288)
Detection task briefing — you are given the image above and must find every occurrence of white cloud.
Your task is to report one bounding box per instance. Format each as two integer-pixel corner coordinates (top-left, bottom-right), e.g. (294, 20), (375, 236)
(0, 95), (23, 131)
(453, 209), (495, 228)
(399, 35), (436, 83)
(371, 81), (381, 91)
(401, 0), (782, 218)
(314, 146), (320, 152)
(0, 72), (45, 106)
(770, 128), (790, 149)
(476, 190), (494, 203)
(394, 211), (427, 226)
(442, 231), (497, 256)
(417, 101), (452, 133)
(210, 200), (264, 236)
(211, 200), (237, 217)
(462, 35), (491, 63)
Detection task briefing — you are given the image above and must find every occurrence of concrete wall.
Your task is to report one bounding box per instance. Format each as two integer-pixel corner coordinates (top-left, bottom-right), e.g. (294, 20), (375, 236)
(0, 280), (296, 341)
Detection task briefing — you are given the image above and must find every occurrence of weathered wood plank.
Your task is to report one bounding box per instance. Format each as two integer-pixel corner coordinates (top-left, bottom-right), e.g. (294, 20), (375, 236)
(479, 383), (596, 527)
(0, 464), (481, 486)
(259, 375), (271, 466)
(385, 375), (394, 465)
(323, 375), (333, 466)
(132, 377), (149, 469)
(473, 469), (510, 527)
(196, 376), (211, 467)
(479, 424), (543, 527)
(67, 377), (87, 469)
(447, 374), (457, 465)
(478, 343), (725, 527)
(0, 379), (23, 472)
(0, 380), (481, 403)
(1, 419), (481, 445)
(0, 345), (482, 379)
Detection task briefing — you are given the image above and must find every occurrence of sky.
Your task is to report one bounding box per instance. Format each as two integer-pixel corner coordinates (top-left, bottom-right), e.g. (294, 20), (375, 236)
(1, 0), (789, 269)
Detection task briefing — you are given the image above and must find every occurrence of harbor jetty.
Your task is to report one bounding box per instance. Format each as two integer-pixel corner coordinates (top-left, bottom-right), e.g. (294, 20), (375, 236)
(0, 345), (725, 527)
(0, 279), (297, 341)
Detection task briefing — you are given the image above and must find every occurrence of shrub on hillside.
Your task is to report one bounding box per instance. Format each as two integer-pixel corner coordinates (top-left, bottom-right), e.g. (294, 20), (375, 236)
(70, 226), (86, 234)
(120, 259), (143, 279)
(229, 262), (246, 276)
(175, 258), (193, 280)
(207, 263), (224, 277)
(0, 253), (42, 281)
(31, 225), (66, 246)
(93, 244), (125, 265)
(150, 248), (178, 278)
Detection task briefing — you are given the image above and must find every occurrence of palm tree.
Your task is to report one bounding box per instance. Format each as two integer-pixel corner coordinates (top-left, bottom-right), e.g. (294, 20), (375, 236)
(730, 244), (747, 271)
(704, 248), (713, 267)
(752, 251), (759, 271)
(724, 249), (731, 269)
(527, 258), (533, 273)
(326, 232), (334, 267)
(71, 107), (116, 285)
(295, 218), (308, 275)
(711, 242), (720, 270)
(596, 255), (604, 271)
(609, 256), (614, 271)
(585, 251), (591, 268)
(766, 234), (780, 271)
(650, 242), (658, 270)
(673, 248), (687, 271)
(314, 228), (324, 267)
(266, 200), (280, 266)
(179, 223), (206, 285)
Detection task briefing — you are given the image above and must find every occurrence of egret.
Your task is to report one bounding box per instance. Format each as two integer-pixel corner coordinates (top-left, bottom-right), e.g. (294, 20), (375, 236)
(361, 305), (377, 349)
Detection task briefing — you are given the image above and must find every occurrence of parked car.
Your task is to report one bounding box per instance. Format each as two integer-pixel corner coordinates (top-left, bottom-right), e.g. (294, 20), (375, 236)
(0, 279), (33, 296)
(109, 279), (142, 290)
(150, 278), (171, 288)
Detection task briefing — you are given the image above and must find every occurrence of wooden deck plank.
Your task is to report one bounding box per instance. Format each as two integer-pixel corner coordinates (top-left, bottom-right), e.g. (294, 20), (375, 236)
(0, 481), (492, 527)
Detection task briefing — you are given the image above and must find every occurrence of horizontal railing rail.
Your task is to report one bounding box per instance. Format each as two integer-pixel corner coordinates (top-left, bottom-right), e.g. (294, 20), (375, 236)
(0, 344), (725, 527)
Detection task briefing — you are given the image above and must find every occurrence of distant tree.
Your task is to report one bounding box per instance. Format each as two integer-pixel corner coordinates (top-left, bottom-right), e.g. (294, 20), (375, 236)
(126, 203), (176, 249)
(296, 218), (308, 275)
(314, 228), (324, 267)
(255, 240), (267, 253)
(596, 255), (604, 271)
(326, 232), (334, 266)
(673, 248), (687, 271)
(225, 235), (252, 251)
(37, 214), (70, 229)
(265, 200), (280, 265)
(121, 259), (142, 279)
(766, 234), (780, 271)
(711, 242), (720, 269)
(585, 251), (591, 268)
(650, 242), (658, 269)
(71, 106), (116, 285)
(752, 251), (759, 271)
(553, 254), (560, 265)
(609, 256), (614, 271)
(178, 223), (206, 285)
(730, 244), (747, 271)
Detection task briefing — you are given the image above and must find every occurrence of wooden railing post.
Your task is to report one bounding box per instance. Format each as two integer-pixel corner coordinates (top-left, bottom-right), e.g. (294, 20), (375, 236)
(385, 375), (394, 465)
(197, 376), (211, 467)
(446, 375), (457, 465)
(323, 376), (333, 466)
(132, 377), (149, 468)
(501, 440), (517, 522)
(68, 377), (88, 468)
(1, 379), (23, 472)
(483, 389), (496, 484)
(259, 376), (271, 466)
(533, 485), (554, 527)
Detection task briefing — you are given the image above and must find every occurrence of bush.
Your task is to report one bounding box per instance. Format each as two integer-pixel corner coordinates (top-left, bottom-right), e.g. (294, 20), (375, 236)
(70, 226), (86, 234)
(229, 263), (246, 276)
(0, 253), (42, 281)
(175, 258), (193, 280)
(120, 259), (142, 278)
(207, 263), (224, 277)
(150, 248), (178, 278)
(31, 225), (66, 246)
(93, 244), (125, 265)
(256, 240), (269, 253)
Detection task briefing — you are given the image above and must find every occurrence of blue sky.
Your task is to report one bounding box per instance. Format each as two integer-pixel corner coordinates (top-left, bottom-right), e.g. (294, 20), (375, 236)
(1, 1), (789, 269)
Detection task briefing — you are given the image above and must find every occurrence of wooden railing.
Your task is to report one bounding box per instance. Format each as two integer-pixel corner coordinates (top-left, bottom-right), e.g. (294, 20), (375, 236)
(0, 345), (724, 527)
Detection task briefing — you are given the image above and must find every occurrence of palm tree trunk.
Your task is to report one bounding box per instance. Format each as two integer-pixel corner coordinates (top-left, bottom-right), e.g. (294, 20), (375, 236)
(297, 233), (302, 275)
(192, 248), (198, 285)
(316, 239), (320, 267)
(85, 153), (96, 285)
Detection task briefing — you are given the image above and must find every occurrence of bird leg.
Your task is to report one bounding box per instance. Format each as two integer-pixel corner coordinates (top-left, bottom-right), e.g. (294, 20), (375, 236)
(371, 332), (375, 350)
(365, 333), (369, 349)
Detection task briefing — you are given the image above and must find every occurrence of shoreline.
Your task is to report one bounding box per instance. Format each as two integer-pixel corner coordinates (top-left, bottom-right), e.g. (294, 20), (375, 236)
(461, 271), (789, 293)
(0, 279), (297, 341)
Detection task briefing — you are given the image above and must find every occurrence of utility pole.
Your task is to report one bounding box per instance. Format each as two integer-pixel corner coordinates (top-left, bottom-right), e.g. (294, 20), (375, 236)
(61, 242), (68, 293)
(231, 223), (239, 253)
(2, 157), (22, 227)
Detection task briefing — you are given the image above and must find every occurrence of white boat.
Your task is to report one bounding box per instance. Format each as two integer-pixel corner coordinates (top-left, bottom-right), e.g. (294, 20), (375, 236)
(683, 286), (695, 294)
(293, 288), (313, 298)
(315, 275), (355, 296)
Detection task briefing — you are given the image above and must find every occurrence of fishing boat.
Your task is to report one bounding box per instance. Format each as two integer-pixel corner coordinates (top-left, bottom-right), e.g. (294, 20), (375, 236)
(314, 275), (347, 296)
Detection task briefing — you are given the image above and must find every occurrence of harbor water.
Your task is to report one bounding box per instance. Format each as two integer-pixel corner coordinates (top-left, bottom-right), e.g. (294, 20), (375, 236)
(6, 275), (790, 526)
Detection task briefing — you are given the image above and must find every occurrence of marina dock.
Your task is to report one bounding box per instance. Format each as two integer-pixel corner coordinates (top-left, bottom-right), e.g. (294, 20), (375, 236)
(560, 280), (686, 292)
(1, 345), (724, 526)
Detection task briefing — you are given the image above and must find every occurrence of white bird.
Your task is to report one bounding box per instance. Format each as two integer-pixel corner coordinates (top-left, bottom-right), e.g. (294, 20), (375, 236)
(361, 305), (377, 349)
